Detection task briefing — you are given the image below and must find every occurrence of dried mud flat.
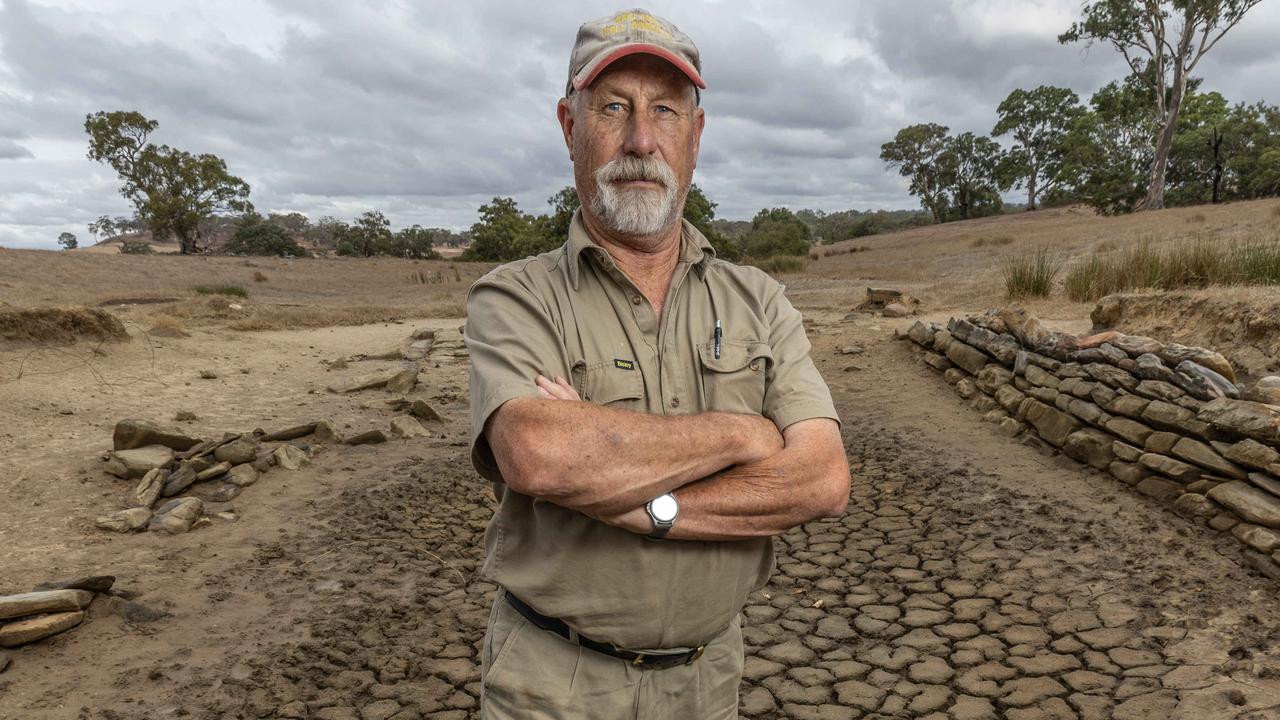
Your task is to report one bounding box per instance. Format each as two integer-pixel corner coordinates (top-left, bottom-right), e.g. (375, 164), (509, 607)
(1, 311), (1278, 720)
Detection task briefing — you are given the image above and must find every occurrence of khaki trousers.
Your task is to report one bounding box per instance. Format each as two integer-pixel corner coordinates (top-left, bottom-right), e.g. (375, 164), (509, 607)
(480, 590), (744, 720)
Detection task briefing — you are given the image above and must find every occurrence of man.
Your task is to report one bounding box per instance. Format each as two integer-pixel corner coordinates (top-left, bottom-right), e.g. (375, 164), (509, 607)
(465, 9), (851, 719)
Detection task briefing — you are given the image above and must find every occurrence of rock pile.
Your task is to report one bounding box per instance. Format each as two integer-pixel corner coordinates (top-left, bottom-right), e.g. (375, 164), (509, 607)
(0, 576), (115, 653)
(902, 309), (1280, 580)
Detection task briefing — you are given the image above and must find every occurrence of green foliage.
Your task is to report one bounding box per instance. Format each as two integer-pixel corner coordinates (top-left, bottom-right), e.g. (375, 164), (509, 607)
(993, 86), (1085, 210)
(682, 184), (739, 261)
(194, 283), (248, 298)
(225, 223), (307, 257)
(84, 110), (252, 254)
(57, 232), (77, 250)
(87, 215), (116, 242)
(1056, 76), (1156, 214)
(459, 197), (549, 262)
(336, 210), (393, 257)
(119, 239), (154, 255)
(945, 132), (1008, 220)
(740, 208), (811, 258)
(1003, 248), (1062, 298)
(880, 123), (952, 223)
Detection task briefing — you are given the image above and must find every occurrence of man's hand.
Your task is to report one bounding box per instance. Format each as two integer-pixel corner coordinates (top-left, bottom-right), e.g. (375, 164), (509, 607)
(535, 374), (580, 401)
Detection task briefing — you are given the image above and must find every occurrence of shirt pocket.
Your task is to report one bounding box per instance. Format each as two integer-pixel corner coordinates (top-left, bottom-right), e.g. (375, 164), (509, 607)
(571, 360), (645, 408)
(698, 340), (772, 415)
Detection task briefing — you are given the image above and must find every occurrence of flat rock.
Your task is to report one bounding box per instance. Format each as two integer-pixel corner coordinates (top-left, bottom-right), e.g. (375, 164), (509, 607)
(148, 497), (203, 534)
(345, 430), (387, 446)
(411, 400), (444, 424)
(0, 610), (85, 647)
(1207, 481), (1280, 528)
(0, 590), (94, 621)
(134, 468), (166, 507)
(113, 419), (201, 451)
(1198, 398), (1280, 444)
(326, 368), (405, 394)
(213, 437), (258, 464)
(1224, 439), (1280, 471)
(227, 463), (259, 488)
(273, 444), (310, 470)
(95, 507), (152, 533)
(160, 464), (199, 497)
(946, 342), (990, 375)
(1138, 453), (1201, 483)
(312, 420), (341, 443)
(258, 423), (317, 442)
(31, 576), (115, 594)
(384, 367), (419, 395)
(1231, 523), (1280, 552)
(196, 460), (231, 481)
(389, 416), (429, 439)
(1248, 471), (1280, 498)
(105, 445), (174, 479)
(1159, 344), (1234, 382)
(1171, 437), (1246, 478)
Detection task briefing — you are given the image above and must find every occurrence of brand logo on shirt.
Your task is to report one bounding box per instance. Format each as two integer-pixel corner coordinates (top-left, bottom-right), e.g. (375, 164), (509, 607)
(613, 359), (635, 371)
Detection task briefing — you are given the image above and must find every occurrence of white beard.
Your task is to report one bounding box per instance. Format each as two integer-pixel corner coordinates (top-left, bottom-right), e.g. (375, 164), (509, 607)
(590, 156), (683, 236)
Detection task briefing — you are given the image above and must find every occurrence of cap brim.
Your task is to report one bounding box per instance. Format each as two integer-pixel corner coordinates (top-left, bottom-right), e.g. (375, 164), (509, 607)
(572, 43), (706, 93)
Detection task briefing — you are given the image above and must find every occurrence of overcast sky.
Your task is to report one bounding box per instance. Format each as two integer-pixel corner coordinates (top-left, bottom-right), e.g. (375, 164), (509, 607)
(1, 0), (1278, 250)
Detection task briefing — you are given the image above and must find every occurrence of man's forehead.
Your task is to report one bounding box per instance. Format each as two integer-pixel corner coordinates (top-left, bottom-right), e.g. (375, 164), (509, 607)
(586, 55), (696, 97)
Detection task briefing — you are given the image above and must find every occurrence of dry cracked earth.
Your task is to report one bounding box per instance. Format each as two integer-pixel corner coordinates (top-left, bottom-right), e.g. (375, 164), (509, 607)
(19, 315), (1280, 720)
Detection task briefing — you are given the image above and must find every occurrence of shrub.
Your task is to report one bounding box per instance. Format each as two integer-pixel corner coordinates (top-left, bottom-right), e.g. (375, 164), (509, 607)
(1063, 233), (1280, 301)
(119, 240), (154, 255)
(1003, 248), (1061, 298)
(741, 208), (812, 258)
(194, 283), (248, 298)
(253, 271), (268, 282)
(746, 255), (809, 274)
(972, 235), (1014, 248)
(225, 223), (307, 257)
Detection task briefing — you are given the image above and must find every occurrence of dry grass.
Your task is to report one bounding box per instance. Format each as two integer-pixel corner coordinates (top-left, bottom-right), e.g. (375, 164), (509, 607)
(971, 235), (1014, 248)
(1063, 232), (1280, 301)
(193, 283), (248, 298)
(253, 271), (269, 283)
(1186, 213), (1207, 224)
(747, 255), (809, 274)
(0, 307), (129, 346)
(1003, 248), (1062, 298)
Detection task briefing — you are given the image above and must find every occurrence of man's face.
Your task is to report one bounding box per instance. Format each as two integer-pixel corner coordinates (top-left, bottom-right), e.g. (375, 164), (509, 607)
(558, 54), (705, 245)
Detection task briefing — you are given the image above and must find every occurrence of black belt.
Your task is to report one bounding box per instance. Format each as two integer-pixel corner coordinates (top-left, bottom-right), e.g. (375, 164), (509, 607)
(504, 592), (706, 670)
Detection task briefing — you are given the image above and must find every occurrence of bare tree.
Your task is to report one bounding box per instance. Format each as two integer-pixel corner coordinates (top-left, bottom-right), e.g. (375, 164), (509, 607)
(1060, 0), (1263, 210)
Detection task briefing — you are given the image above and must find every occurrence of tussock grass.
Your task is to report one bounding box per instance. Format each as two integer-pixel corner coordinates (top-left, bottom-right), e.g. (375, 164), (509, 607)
(747, 255), (809, 274)
(1064, 233), (1280, 301)
(193, 283), (248, 298)
(253, 271), (268, 283)
(1003, 247), (1061, 298)
(1186, 213), (1207, 224)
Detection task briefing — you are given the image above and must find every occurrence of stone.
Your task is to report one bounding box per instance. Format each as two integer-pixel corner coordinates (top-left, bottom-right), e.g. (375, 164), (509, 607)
(1231, 523), (1280, 552)
(922, 352), (953, 371)
(1208, 512), (1241, 531)
(995, 385), (1026, 413)
(955, 378), (978, 399)
(385, 367), (419, 394)
(998, 418), (1026, 437)
(1136, 477), (1185, 502)
(883, 302), (909, 318)
(1134, 353), (1183, 384)
(1023, 400), (1081, 447)
(148, 497), (203, 534)
(1109, 462), (1148, 486)
(1138, 453), (1201, 483)
(1105, 417), (1154, 447)
(327, 368), (410, 393)
(1066, 398), (1107, 426)
(210, 483), (241, 502)
(94, 507), (152, 532)
(1159, 344), (1234, 382)
(1143, 431), (1180, 454)
(389, 416), (429, 439)
(310, 420), (341, 444)
(761, 639), (815, 665)
(213, 437), (258, 465)
(0, 589), (94, 620)
(1248, 472), (1280, 499)
(832, 680), (886, 711)
(1027, 386), (1058, 404)
(1106, 394), (1150, 419)
(1084, 363), (1138, 391)
(946, 342), (990, 375)
(1141, 400), (1197, 432)
(104, 445), (174, 479)
(1176, 360), (1238, 400)
(134, 468), (166, 507)
(161, 464), (199, 497)
(1112, 335), (1163, 357)
(1025, 365), (1060, 389)
(944, 368), (966, 385)
(1224, 439), (1280, 471)
(1170, 437), (1246, 478)
(346, 430), (388, 446)
(1063, 429), (1116, 470)
(1090, 384), (1119, 407)
(258, 423), (317, 442)
(1112, 441), (1144, 462)
(273, 444), (310, 470)
(1207, 481), (1280, 528)
(1133, 379), (1185, 403)
(0, 610), (85, 647)
(227, 463), (259, 488)
(31, 576), (114, 594)
(1198, 398), (1280, 444)
(113, 419), (201, 451)
(976, 365), (1014, 395)
(1173, 493), (1220, 519)
(196, 460), (231, 481)
(908, 320), (934, 346)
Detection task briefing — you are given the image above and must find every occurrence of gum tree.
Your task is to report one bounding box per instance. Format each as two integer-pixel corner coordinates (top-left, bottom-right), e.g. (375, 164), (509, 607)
(993, 86), (1085, 210)
(1059, 0), (1264, 210)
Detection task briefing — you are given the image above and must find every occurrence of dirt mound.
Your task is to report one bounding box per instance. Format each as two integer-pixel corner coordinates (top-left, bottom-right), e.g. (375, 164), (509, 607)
(0, 306), (130, 347)
(1091, 291), (1280, 380)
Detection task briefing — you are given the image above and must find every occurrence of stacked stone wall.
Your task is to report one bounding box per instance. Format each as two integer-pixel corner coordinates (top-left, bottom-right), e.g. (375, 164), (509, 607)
(903, 315), (1280, 580)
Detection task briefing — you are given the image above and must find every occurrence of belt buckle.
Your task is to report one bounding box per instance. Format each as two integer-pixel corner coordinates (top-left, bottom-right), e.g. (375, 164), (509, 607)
(631, 652), (646, 667)
(687, 644), (706, 664)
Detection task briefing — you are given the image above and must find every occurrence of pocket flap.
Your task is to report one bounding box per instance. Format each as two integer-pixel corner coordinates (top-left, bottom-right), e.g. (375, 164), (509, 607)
(581, 365), (645, 405)
(698, 341), (772, 373)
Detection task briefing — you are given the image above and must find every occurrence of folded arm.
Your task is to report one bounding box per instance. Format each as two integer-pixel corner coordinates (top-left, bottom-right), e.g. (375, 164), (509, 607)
(484, 375), (784, 519)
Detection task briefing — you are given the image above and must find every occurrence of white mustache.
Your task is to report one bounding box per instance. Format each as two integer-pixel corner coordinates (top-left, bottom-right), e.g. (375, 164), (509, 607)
(595, 156), (675, 188)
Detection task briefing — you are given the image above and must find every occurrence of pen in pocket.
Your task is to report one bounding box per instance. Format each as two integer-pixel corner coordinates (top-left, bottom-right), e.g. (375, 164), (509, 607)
(714, 319), (722, 359)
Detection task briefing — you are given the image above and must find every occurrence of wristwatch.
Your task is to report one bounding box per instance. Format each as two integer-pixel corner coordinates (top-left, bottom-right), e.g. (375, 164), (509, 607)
(646, 493), (679, 539)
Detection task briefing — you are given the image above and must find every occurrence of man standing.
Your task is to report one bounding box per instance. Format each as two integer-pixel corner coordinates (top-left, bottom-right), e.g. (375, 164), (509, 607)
(465, 9), (851, 719)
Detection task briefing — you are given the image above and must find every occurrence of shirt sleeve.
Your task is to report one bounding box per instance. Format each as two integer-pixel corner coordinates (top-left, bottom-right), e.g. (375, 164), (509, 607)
(761, 281), (841, 432)
(465, 268), (572, 483)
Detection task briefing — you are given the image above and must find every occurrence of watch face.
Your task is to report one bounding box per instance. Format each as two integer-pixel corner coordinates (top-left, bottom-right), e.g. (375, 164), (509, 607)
(650, 494), (678, 522)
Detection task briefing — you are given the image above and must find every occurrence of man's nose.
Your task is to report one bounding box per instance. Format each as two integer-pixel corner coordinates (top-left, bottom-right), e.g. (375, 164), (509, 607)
(623, 111), (658, 156)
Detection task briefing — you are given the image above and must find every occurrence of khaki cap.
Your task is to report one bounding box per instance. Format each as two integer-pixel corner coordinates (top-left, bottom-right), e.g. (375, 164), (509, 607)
(567, 9), (705, 97)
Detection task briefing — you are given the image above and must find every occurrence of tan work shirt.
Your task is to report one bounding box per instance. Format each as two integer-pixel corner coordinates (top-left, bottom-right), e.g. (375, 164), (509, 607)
(465, 210), (839, 650)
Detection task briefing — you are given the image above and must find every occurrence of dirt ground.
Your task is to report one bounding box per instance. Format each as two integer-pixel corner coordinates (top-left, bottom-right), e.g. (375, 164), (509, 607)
(2, 204), (1280, 719)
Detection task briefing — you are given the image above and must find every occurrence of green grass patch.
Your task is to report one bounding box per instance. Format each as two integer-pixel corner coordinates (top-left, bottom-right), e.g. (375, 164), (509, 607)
(193, 283), (249, 298)
(1003, 247), (1061, 299)
(1064, 233), (1280, 301)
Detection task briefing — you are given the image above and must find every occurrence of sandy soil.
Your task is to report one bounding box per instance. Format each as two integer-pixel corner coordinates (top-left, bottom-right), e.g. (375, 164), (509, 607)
(2, 203), (1279, 719)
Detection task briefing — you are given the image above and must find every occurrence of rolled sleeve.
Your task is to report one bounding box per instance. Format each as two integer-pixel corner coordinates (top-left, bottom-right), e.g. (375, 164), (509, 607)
(465, 269), (571, 482)
(761, 283), (840, 432)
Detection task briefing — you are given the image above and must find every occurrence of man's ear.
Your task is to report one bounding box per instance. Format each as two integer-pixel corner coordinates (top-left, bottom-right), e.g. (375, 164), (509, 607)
(691, 106), (705, 170)
(556, 97), (575, 162)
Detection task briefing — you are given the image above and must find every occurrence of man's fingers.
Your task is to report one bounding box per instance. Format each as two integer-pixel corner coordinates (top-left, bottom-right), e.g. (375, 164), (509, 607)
(535, 374), (577, 400)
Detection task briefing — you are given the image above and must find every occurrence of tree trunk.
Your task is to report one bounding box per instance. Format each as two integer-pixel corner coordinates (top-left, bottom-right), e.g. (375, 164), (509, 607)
(1027, 171), (1038, 211)
(175, 228), (197, 255)
(1210, 128), (1224, 204)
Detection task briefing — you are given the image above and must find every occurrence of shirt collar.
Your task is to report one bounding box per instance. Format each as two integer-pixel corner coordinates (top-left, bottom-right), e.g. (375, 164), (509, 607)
(565, 209), (717, 290)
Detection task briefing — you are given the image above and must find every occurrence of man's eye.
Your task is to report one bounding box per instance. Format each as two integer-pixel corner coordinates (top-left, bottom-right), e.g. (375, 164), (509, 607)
(604, 102), (625, 113)
(655, 105), (673, 114)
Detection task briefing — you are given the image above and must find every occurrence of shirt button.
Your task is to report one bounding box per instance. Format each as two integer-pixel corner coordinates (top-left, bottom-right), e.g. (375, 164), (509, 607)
(631, 295), (643, 305)
(670, 397), (681, 408)
(749, 360), (761, 372)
